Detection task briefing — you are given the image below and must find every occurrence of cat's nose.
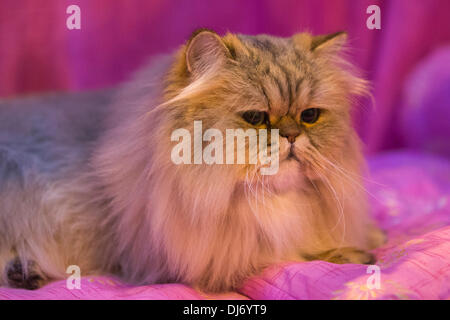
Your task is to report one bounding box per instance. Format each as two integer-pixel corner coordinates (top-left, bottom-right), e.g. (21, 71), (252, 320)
(281, 133), (300, 144)
(277, 116), (301, 144)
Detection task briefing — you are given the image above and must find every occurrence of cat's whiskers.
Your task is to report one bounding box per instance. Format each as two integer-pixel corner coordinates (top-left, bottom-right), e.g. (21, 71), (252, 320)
(244, 168), (264, 226)
(309, 148), (381, 203)
(324, 154), (386, 188)
(305, 151), (347, 248)
(257, 161), (275, 202)
(255, 172), (266, 208)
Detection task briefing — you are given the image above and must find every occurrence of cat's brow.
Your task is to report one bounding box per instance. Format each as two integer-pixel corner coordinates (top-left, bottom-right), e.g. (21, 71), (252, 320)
(245, 39), (301, 113)
(251, 38), (279, 57)
(260, 84), (272, 111)
(266, 62), (296, 114)
(275, 63), (295, 112)
(271, 75), (285, 103)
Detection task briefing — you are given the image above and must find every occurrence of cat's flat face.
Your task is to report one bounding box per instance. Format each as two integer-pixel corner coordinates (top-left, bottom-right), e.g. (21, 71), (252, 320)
(164, 30), (367, 194)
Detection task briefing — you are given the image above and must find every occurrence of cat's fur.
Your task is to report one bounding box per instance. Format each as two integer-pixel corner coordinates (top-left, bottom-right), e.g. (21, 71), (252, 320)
(0, 30), (385, 292)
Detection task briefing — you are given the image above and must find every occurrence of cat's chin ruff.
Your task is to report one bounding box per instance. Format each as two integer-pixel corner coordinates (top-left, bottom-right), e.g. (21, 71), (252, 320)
(262, 158), (306, 193)
(135, 170), (312, 292)
(114, 160), (371, 293)
(95, 133), (372, 292)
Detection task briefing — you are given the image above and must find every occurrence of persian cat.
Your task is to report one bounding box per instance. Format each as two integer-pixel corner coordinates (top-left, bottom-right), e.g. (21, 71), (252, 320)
(0, 30), (385, 292)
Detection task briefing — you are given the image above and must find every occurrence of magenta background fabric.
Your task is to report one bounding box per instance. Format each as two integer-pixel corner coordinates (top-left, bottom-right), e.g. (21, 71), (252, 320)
(0, 0), (449, 154)
(1, 151), (449, 300)
(0, 0), (449, 300)
(400, 46), (450, 158)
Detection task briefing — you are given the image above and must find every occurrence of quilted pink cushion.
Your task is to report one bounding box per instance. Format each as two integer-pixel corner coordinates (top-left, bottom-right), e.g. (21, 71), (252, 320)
(1, 151), (449, 300)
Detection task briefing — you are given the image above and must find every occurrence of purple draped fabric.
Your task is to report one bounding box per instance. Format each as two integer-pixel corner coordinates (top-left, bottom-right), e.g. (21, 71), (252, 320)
(0, 0), (449, 154)
(0, 1), (449, 300)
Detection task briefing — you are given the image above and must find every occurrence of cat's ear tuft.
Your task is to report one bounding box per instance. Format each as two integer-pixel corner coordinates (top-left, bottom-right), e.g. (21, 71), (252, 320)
(185, 29), (232, 76)
(310, 31), (347, 52)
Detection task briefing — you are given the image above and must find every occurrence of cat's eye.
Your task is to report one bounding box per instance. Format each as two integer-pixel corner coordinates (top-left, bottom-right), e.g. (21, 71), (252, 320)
(301, 108), (321, 124)
(242, 110), (267, 126)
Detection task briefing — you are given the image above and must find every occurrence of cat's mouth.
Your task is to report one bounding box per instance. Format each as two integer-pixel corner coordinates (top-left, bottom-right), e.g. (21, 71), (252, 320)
(285, 146), (300, 162)
(286, 152), (299, 161)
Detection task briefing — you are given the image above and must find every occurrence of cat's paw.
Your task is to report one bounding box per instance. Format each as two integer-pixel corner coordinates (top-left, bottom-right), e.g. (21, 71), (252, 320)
(305, 247), (376, 265)
(5, 258), (45, 290)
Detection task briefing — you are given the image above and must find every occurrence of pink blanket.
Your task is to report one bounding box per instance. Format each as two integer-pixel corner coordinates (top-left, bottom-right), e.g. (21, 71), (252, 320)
(1, 151), (449, 300)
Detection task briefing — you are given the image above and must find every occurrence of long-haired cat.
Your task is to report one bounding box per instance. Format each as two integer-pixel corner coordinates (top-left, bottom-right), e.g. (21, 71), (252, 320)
(0, 30), (385, 292)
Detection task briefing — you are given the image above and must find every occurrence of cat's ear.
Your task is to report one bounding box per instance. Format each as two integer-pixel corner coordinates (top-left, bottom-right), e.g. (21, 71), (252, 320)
(292, 31), (347, 53)
(185, 29), (232, 76)
(311, 31), (347, 52)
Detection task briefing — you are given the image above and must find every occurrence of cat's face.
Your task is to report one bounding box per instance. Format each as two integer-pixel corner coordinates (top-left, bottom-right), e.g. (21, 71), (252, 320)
(163, 30), (368, 194)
